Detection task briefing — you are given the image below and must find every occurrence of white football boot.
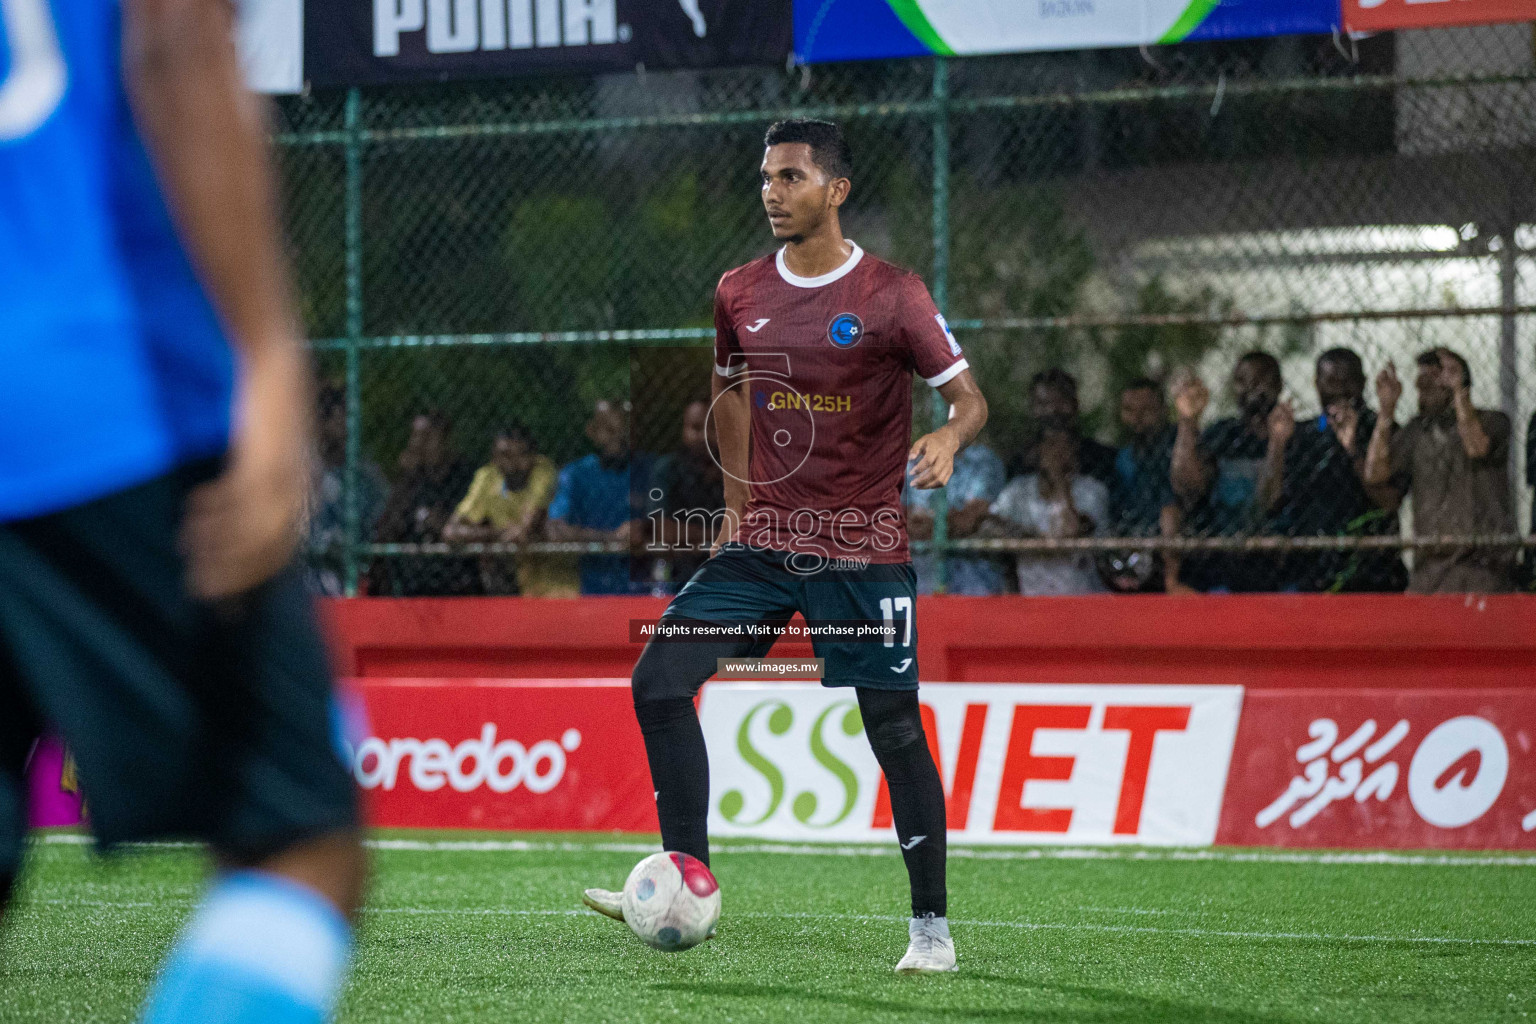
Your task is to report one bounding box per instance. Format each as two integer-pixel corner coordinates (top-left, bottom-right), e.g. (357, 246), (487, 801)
(581, 888), (625, 922)
(895, 914), (957, 974)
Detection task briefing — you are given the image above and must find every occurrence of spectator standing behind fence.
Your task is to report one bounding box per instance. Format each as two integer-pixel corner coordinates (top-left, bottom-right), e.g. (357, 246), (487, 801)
(906, 433), (1007, 595)
(1016, 368), (1117, 487)
(1264, 349), (1408, 593)
(645, 401), (725, 589)
(1364, 349), (1516, 594)
(443, 426), (574, 596)
(1170, 352), (1288, 592)
(372, 411), (478, 596)
(982, 427), (1108, 594)
(304, 384), (389, 596)
(1102, 379), (1178, 593)
(548, 400), (652, 595)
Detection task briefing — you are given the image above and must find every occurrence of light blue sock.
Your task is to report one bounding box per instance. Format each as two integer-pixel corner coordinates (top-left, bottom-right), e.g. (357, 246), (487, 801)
(141, 871), (352, 1024)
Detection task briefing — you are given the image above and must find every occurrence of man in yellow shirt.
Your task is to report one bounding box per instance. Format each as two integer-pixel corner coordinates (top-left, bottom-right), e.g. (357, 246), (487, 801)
(443, 427), (576, 596)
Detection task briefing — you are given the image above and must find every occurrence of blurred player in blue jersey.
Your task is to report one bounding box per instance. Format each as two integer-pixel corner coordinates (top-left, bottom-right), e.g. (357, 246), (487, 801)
(0, 2), (363, 1022)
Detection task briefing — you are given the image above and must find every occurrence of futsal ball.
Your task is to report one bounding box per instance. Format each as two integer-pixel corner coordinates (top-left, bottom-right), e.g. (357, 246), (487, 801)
(621, 851), (721, 951)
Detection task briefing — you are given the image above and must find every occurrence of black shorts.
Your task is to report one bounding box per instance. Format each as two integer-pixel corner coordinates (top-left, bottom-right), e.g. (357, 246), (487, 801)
(0, 462), (358, 876)
(653, 543), (918, 692)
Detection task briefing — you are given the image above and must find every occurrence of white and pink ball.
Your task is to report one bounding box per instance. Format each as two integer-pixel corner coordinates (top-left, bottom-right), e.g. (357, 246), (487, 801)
(620, 851), (721, 951)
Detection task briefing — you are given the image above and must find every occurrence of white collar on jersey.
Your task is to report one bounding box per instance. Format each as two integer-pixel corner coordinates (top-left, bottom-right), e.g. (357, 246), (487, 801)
(775, 241), (864, 288)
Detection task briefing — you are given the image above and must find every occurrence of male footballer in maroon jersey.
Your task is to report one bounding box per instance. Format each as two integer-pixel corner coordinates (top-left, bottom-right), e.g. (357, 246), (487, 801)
(584, 119), (988, 973)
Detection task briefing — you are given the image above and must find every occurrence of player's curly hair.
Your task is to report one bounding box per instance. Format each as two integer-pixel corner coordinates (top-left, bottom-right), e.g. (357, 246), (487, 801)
(764, 119), (853, 181)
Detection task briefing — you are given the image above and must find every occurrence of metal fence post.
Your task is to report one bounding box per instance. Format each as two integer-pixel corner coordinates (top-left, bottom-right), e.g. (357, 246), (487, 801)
(343, 88), (364, 596)
(1497, 218), (1519, 429)
(1495, 214), (1523, 532)
(930, 57), (952, 593)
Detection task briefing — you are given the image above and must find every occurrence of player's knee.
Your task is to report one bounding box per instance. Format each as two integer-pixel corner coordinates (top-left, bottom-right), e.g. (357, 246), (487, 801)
(857, 688), (924, 754)
(631, 646), (669, 706)
(631, 646), (704, 734)
(631, 643), (699, 706)
(633, 697), (697, 738)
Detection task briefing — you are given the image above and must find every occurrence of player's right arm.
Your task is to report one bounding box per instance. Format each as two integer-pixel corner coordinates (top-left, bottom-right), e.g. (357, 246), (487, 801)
(709, 371), (749, 554)
(124, 0), (312, 600)
(710, 276), (749, 555)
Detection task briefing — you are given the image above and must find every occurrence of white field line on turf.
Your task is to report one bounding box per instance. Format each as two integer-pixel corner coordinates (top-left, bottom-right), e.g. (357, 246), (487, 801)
(33, 898), (162, 909)
(755, 912), (1536, 948)
(28, 898), (592, 922)
(34, 833), (1536, 868)
(22, 898), (1536, 948)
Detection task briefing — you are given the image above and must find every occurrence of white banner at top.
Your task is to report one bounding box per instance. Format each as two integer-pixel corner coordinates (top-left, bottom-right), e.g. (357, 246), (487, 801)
(236, 0), (303, 94)
(793, 0), (1342, 64)
(912, 0), (1194, 53)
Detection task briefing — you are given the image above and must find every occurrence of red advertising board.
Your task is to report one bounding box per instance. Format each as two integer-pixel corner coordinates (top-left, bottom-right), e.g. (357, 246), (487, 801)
(1218, 690), (1536, 849)
(312, 596), (1536, 848)
(32, 672), (1536, 850)
(350, 679), (654, 831)
(1345, 0), (1535, 32)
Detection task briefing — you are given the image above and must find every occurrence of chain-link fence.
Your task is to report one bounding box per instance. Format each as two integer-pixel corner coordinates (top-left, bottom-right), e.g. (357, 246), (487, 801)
(279, 24), (1536, 597)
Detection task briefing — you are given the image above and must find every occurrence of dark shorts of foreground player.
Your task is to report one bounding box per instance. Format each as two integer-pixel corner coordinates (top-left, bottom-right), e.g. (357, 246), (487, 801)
(0, 461), (358, 878)
(641, 542), (919, 696)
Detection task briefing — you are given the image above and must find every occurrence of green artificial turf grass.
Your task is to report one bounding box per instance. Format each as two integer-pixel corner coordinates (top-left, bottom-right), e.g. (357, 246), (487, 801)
(3, 831), (1534, 1023)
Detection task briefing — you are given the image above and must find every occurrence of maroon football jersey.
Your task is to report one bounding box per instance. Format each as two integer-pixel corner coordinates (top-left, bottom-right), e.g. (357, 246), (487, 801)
(713, 243), (968, 564)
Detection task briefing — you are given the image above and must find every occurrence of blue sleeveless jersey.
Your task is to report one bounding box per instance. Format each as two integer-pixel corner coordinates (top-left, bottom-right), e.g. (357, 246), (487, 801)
(0, 0), (234, 522)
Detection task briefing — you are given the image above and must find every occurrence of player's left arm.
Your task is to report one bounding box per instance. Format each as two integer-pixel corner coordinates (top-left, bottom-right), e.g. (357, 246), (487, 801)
(898, 273), (988, 489)
(909, 369), (988, 490)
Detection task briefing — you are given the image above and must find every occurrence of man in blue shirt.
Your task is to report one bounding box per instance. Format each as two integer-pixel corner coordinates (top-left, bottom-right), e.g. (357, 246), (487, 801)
(0, 5), (361, 1023)
(1170, 353), (1288, 592)
(1104, 378), (1178, 592)
(306, 383), (390, 595)
(548, 400), (651, 594)
(905, 440), (1006, 595)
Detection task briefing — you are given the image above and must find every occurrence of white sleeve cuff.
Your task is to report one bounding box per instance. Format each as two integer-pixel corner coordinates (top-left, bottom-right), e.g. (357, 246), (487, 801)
(715, 362), (746, 377)
(924, 359), (968, 389)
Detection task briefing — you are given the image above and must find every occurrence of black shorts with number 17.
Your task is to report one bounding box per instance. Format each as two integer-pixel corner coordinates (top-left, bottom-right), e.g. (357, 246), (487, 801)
(649, 543), (919, 696)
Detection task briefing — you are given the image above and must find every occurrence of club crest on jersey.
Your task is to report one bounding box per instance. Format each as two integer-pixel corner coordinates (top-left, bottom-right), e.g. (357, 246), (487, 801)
(827, 313), (864, 349)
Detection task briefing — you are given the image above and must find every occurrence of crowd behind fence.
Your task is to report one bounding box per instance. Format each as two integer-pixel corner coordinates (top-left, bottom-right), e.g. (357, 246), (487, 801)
(277, 25), (1536, 597)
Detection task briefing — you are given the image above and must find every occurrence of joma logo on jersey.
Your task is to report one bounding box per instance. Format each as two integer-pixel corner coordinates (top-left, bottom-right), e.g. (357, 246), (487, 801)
(766, 392), (852, 413)
(375, 0), (623, 58)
